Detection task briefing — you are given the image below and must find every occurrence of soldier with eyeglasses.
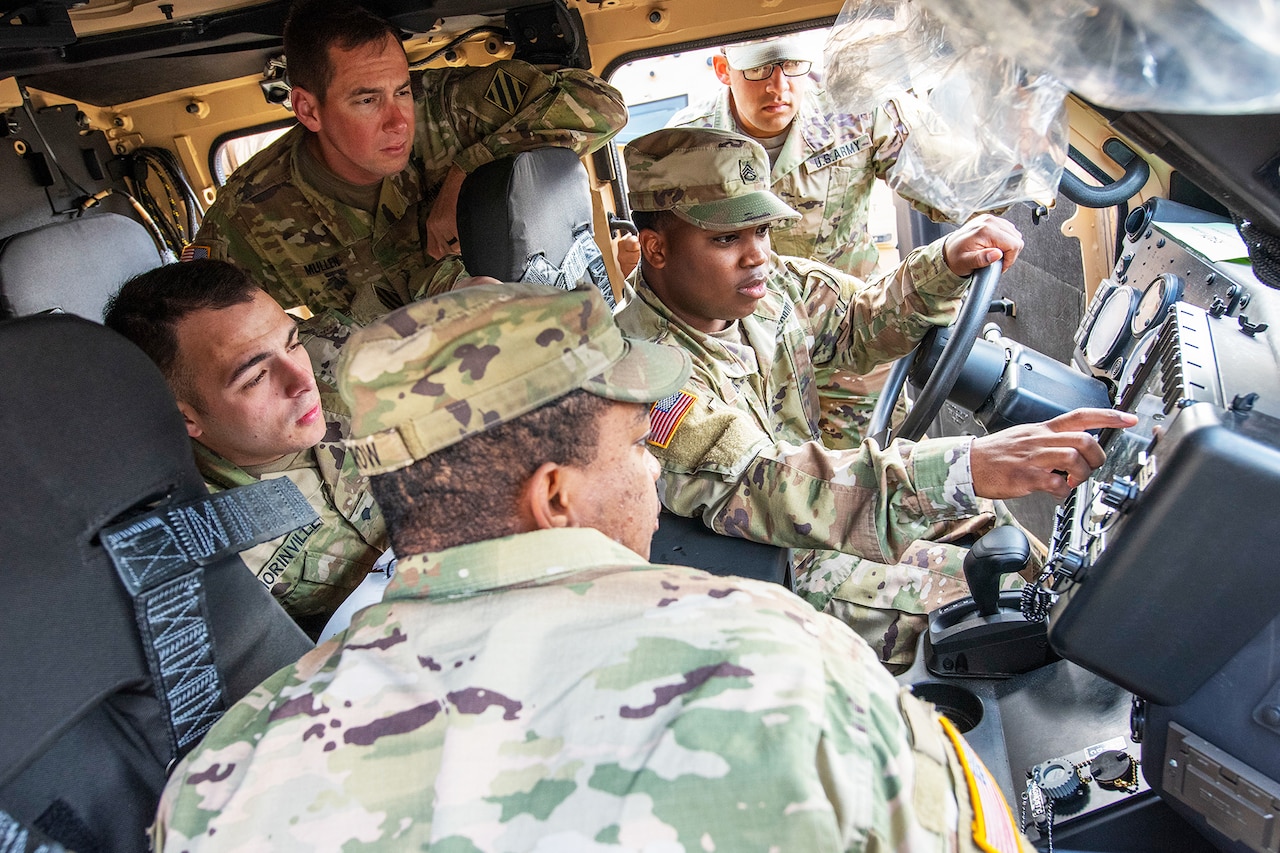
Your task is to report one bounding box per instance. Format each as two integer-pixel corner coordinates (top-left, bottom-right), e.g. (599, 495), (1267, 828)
(670, 34), (948, 450)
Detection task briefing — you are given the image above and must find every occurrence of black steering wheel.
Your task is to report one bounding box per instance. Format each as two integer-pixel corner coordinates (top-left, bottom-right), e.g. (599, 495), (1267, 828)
(867, 262), (1003, 445)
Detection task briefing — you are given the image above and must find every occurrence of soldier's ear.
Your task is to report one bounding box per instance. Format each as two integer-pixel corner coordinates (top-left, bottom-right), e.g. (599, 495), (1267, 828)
(711, 54), (733, 86)
(639, 227), (667, 270)
(523, 461), (573, 532)
(176, 400), (204, 441)
(292, 86), (323, 133)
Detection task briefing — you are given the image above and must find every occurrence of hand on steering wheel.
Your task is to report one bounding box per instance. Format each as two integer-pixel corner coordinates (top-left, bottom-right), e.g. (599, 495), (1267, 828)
(867, 262), (1003, 445)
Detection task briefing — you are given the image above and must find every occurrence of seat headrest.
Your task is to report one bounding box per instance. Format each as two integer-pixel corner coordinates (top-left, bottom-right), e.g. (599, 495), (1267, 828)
(457, 148), (616, 306)
(0, 314), (310, 848)
(0, 213), (168, 320)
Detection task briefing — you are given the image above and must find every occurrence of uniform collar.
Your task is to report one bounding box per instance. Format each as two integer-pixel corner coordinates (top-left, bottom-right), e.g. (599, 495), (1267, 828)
(385, 528), (648, 601)
(310, 393), (376, 528)
(631, 267), (793, 383)
(714, 87), (831, 177)
(193, 439), (317, 488)
(288, 129), (424, 246)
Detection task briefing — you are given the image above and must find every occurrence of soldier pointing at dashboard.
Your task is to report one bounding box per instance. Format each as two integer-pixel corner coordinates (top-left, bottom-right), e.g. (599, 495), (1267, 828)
(616, 126), (1137, 669)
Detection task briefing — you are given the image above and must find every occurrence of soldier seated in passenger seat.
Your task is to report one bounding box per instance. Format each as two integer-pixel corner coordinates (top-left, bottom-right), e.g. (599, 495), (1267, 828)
(104, 259), (387, 637)
(153, 281), (1038, 853)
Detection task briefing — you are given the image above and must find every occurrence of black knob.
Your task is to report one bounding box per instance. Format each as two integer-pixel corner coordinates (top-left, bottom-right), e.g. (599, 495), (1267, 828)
(1090, 750), (1137, 790)
(964, 526), (1031, 617)
(1048, 548), (1089, 590)
(1116, 252), (1135, 279)
(1099, 477), (1138, 512)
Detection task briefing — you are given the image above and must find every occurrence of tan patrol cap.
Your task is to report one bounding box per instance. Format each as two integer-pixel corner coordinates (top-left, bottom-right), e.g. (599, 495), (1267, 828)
(624, 127), (800, 231)
(721, 35), (814, 71)
(336, 282), (692, 476)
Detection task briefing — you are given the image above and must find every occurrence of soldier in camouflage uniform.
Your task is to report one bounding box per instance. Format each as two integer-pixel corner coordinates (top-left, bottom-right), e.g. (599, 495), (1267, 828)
(153, 281), (1035, 853)
(105, 261), (387, 635)
(616, 127), (1131, 670)
(191, 0), (627, 325)
(670, 35), (947, 448)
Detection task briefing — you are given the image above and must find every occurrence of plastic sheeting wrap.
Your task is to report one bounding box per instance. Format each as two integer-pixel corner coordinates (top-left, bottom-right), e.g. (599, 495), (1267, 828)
(825, 0), (1069, 223)
(923, 0), (1280, 114)
(824, 0), (1280, 223)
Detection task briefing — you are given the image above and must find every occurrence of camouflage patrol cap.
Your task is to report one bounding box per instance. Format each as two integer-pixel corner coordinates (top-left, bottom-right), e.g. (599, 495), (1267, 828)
(336, 282), (692, 476)
(722, 35), (814, 71)
(624, 127), (800, 231)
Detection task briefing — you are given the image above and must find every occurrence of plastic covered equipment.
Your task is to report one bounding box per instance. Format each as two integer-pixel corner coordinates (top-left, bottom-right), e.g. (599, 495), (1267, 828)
(825, 0), (1069, 223)
(920, 0), (1280, 115)
(824, 0), (1280, 222)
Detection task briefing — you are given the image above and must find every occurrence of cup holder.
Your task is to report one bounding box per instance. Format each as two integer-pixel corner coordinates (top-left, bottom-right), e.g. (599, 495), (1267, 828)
(911, 681), (984, 733)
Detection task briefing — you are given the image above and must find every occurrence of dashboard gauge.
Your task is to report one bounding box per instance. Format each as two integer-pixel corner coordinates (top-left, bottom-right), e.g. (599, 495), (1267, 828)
(1132, 273), (1184, 336)
(1083, 284), (1139, 369)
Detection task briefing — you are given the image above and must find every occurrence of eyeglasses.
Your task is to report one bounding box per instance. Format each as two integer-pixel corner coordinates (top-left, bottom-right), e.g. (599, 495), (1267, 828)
(740, 60), (812, 81)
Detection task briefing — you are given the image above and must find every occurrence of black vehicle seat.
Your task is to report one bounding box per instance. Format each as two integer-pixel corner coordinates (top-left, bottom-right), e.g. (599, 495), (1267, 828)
(455, 149), (789, 587)
(456, 146), (617, 308)
(0, 314), (313, 852)
(0, 212), (169, 320)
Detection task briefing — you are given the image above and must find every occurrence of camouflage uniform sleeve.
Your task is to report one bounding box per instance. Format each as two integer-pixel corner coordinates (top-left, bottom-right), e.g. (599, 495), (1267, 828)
(817, 608), (1034, 851)
(653, 377), (980, 565)
(409, 257), (470, 301)
(150, 664), (303, 851)
(416, 61), (627, 175)
(193, 196), (294, 310)
(797, 239), (968, 375)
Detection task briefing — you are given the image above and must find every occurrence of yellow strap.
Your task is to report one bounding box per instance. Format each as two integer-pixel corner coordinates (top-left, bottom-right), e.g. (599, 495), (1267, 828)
(939, 716), (1024, 853)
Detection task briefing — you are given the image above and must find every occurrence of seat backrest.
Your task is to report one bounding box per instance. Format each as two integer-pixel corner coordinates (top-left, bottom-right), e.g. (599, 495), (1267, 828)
(0, 314), (312, 853)
(0, 212), (169, 320)
(650, 510), (791, 587)
(456, 147), (616, 307)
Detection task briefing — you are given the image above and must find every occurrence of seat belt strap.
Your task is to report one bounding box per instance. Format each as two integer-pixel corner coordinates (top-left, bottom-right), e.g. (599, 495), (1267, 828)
(100, 478), (318, 756)
(521, 225), (616, 308)
(0, 807), (67, 853)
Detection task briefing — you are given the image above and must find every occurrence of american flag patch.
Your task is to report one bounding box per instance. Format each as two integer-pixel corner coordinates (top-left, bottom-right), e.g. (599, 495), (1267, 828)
(940, 716), (1023, 853)
(180, 243), (211, 262)
(648, 390), (696, 449)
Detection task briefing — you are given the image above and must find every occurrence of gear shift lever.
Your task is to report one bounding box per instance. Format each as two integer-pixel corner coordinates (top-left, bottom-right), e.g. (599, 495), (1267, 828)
(924, 526), (1056, 677)
(965, 526), (1031, 616)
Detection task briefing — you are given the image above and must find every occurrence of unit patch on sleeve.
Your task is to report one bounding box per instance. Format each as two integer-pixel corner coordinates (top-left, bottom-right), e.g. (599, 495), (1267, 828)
(485, 68), (529, 116)
(648, 390), (696, 449)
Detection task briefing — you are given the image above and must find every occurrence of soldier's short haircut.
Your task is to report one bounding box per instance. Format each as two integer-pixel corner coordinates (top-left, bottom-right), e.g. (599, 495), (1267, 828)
(631, 210), (679, 234)
(103, 259), (260, 404)
(284, 0), (404, 101)
(370, 389), (612, 556)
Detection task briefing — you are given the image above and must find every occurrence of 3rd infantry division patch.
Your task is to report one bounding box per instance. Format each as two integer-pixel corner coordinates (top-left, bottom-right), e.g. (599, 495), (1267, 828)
(485, 68), (529, 116)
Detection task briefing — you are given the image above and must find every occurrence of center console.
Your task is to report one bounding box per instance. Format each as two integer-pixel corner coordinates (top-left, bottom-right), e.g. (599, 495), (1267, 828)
(903, 199), (1280, 852)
